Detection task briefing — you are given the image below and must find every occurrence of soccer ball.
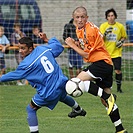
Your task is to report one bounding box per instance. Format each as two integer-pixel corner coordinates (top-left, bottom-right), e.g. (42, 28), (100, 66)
(65, 78), (85, 97)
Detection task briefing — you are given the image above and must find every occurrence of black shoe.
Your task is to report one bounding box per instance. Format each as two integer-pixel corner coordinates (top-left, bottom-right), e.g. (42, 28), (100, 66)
(31, 131), (39, 133)
(68, 109), (86, 118)
(117, 89), (123, 93)
(115, 129), (128, 133)
(119, 89), (123, 93)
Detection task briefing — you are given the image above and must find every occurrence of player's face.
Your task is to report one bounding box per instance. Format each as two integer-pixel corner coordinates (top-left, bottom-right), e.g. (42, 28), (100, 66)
(73, 11), (88, 29)
(107, 12), (116, 24)
(19, 43), (33, 58)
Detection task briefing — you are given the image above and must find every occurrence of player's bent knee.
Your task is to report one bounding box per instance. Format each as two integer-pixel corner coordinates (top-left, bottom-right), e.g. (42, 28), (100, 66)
(26, 104), (36, 113)
(26, 101), (40, 113)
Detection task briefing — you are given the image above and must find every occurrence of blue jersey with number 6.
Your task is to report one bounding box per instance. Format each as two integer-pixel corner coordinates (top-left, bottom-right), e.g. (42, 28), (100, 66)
(0, 37), (68, 101)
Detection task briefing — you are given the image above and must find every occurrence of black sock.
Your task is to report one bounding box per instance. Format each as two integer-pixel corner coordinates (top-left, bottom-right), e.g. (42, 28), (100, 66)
(75, 105), (81, 111)
(88, 81), (110, 100)
(109, 104), (124, 132)
(101, 91), (111, 100)
(116, 73), (122, 90)
(88, 81), (99, 96)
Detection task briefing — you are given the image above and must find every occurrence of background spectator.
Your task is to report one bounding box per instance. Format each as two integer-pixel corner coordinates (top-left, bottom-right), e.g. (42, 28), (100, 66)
(11, 22), (26, 85)
(63, 18), (83, 78)
(31, 25), (45, 47)
(0, 26), (10, 76)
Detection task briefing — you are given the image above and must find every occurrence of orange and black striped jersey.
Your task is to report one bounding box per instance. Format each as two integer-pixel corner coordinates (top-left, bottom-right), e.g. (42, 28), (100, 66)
(76, 22), (113, 65)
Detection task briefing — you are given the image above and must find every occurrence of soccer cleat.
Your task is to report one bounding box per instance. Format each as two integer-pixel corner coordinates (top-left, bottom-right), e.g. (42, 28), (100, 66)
(107, 94), (115, 115)
(116, 129), (128, 133)
(119, 89), (123, 93)
(68, 109), (86, 118)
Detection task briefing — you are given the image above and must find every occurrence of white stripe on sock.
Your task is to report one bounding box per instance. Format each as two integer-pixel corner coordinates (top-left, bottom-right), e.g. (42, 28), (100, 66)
(84, 81), (90, 92)
(29, 126), (38, 132)
(73, 101), (78, 108)
(98, 87), (103, 97)
(114, 119), (122, 127)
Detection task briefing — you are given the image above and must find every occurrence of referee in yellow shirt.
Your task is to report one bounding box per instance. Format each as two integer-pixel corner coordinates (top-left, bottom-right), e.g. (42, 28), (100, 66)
(100, 8), (127, 93)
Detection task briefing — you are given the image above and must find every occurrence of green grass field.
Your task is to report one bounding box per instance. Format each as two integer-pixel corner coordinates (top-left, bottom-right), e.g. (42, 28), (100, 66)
(0, 81), (133, 133)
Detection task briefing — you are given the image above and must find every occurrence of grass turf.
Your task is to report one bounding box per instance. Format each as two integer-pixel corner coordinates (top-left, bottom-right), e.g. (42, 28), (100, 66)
(0, 81), (133, 133)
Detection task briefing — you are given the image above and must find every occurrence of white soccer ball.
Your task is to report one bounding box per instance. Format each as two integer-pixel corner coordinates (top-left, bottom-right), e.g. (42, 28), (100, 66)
(65, 78), (85, 97)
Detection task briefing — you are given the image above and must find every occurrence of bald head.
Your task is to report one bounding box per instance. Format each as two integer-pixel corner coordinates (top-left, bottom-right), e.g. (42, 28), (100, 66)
(72, 6), (88, 29)
(73, 6), (88, 16)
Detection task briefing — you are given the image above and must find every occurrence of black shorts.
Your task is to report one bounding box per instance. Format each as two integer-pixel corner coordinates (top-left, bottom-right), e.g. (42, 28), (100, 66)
(83, 60), (113, 88)
(112, 57), (121, 70)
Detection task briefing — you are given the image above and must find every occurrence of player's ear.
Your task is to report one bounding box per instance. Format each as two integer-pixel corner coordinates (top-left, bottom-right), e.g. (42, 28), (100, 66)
(86, 16), (89, 19)
(29, 47), (34, 52)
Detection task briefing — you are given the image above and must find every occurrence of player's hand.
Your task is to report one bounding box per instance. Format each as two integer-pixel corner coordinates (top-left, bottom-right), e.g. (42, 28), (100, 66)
(39, 32), (49, 43)
(65, 37), (76, 48)
(116, 40), (124, 48)
(104, 27), (113, 36)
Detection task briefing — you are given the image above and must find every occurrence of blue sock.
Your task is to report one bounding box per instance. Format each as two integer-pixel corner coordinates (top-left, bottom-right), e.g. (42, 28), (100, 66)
(26, 104), (38, 132)
(61, 95), (76, 107)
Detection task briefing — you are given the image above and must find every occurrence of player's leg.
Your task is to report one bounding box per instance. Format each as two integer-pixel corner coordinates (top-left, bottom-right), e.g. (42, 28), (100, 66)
(115, 71), (122, 92)
(93, 76), (127, 132)
(60, 95), (86, 118)
(83, 80), (114, 114)
(109, 103), (128, 133)
(82, 80), (127, 132)
(77, 61), (115, 114)
(26, 93), (43, 133)
(26, 100), (40, 133)
(80, 61), (127, 132)
(112, 57), (123, 93)
(99, 88), (127, 132)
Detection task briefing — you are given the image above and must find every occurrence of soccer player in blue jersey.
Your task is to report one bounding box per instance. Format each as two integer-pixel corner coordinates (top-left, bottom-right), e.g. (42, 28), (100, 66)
(0, 33), (86, 133)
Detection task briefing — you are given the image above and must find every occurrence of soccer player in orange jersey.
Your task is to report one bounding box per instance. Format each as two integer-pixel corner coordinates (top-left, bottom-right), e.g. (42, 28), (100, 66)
(65, 6), (127, 133)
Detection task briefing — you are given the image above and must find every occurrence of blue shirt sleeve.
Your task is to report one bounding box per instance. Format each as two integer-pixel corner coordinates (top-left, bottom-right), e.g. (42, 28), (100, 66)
(47, 37), (64, 57)
(0, 66), (26, 82)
